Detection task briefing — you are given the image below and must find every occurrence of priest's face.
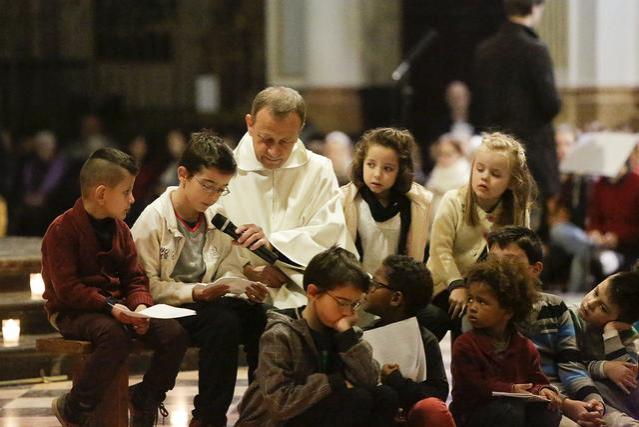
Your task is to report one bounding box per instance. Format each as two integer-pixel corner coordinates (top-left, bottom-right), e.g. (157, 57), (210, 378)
(246, 108), (302, 169)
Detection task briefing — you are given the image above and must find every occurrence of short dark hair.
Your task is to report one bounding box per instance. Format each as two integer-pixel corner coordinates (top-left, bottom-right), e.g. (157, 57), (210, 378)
(504, 0), (545, 17)
(350, 127), (415, 194)
(80, 147), (139, 197)
(383, 255), (433, 316)
(487, 226), (543, 264)
(179, 130), (236, 175)
(607, 272), (639, 323)
(466, 257), (539, 324)
(304, 246), (369, 292)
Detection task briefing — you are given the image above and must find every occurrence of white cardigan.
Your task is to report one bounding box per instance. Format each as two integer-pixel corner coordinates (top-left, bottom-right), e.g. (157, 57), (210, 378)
(131, 187), (248, 306)
(340, 182), (433, 263)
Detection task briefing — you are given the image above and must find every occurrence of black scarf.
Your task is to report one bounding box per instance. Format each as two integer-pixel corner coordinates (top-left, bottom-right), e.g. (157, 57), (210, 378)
(356, 186), (412, 257)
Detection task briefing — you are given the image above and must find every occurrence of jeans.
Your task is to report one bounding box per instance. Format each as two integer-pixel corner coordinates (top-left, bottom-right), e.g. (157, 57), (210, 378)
(178, 297), (266, 426)
(57, 311), (188, 409)
(285, 384), (399, 427)
(550, 222), (593, 293)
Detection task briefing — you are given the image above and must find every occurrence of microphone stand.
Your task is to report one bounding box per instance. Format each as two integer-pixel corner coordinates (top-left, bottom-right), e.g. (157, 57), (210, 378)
(391, 29), (438, 127)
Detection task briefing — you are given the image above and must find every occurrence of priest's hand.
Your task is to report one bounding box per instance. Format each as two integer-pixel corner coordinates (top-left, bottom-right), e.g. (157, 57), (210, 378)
(244, 264), (288, 288)
(235, 223), (272, 251)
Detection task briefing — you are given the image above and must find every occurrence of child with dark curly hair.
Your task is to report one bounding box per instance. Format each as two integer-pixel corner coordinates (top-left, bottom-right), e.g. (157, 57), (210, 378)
(450, 257), (562, 427)
(341, 127), (433, 275)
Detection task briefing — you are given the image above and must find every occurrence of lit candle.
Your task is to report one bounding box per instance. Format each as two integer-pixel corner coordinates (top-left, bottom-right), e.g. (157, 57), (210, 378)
(30, 273), (45, 300)
(2, 319), (20, 346)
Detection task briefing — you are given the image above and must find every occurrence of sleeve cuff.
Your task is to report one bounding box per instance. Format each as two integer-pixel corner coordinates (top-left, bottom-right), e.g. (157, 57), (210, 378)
(335, 328), (359, 353)
(178, 284), (198, 304)
(126, 293), (154, 310)
(603, 328), (620, 340)
(448, 279), (465, 291)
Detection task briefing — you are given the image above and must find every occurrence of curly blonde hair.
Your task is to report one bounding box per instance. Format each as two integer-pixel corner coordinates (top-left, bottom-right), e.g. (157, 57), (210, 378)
(464, 132), (537, 226)
(466, 257), (539, 324)
(350, 127), (415, 194)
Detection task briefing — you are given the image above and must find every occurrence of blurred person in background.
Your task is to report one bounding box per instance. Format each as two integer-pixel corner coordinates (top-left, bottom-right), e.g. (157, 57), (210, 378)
(155, 129), (188, 196)
(425, 135), (471, 232)
(14, 131), (68, 236)
(472, 0), (561, 236)
(324, 131), (353, 186)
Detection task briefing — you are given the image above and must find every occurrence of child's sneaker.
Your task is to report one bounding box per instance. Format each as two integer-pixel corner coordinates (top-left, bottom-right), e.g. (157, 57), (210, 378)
(52, 393), (91, 426)
(128, 384), (169, 427)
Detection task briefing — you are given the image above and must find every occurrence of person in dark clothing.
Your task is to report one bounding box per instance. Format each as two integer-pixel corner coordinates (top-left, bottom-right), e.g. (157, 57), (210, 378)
(364, 255), (455, 427)
(42, 148), (188, 427)
(472, 0), (561, 227)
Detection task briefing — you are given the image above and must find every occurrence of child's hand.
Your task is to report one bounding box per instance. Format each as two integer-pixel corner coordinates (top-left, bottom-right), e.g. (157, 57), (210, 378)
(245, 282), (268, 303)
(192, 283), (230, 302)
(333, 314), (358, 333)
(111, 303), (149, 326)
(538, 388), (561, 412)
(511, 383), (533, 393)
(448, 288), (468, 319)
(381, 363), (400, 382)
(604, 321), (633, 332)
(603, 361), (638, 394)
(562, 398), (605, 427)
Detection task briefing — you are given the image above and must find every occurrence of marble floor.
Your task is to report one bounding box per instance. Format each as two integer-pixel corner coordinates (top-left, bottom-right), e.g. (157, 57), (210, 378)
(0, 293), (585, 427)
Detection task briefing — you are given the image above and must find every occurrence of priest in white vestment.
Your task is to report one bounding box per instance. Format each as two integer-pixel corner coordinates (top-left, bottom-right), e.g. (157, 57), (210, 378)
(219, 86), (356, 308)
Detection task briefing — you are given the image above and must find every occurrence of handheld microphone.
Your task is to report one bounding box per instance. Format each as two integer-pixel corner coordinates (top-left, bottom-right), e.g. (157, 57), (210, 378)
(211, 213), (279, 264)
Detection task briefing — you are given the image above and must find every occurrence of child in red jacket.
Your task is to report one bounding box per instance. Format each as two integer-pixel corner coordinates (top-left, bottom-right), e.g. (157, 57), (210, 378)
(42, 148), (188, 426)
(450, 257), (562, 427)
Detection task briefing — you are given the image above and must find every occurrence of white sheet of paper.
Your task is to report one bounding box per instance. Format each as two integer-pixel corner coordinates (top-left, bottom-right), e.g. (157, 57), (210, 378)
(212, 276), (254, 295)
(363, 317), (426, 382)
(560, 132), (638, 177)
(491, 391), (549, 403)
(127, 304), (196, 319)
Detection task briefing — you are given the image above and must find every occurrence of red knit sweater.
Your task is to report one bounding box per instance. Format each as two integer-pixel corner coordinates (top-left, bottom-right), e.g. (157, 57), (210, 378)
(587, 171), (639, 250)
(450, 330), (551, 426)
(41, 198), (153, 317)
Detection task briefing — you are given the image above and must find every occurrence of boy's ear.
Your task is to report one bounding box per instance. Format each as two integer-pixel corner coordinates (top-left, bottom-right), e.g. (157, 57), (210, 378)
(530, 261), (543, 277)
(177, 166), (189, 185)
(390, 290), (404, 308)
(306, 283), (320, 299)
(94, 184), (107, 205)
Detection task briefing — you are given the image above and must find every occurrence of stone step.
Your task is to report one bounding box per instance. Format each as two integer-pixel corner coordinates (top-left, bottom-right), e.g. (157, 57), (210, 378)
(0, 236), (43, 292)
(0, 332), (202, 382)
(0, 291), (54, 335)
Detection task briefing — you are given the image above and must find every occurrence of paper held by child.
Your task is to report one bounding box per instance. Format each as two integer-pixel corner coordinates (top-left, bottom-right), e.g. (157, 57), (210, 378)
(363, 317), (427, 382)
(126, 304), (196, 319)
(491, 391), (550, 403)
(212, 276), (255, 295)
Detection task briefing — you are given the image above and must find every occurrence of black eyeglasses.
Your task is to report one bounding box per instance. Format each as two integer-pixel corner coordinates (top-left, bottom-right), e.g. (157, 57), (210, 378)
(193, 175), (230, 196)
(371, 279), (394, 292)
(325, 292), (362, 312)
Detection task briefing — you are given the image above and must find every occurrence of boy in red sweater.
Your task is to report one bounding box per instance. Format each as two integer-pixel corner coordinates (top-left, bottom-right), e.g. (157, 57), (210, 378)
(42, 148), (188, 427)
(450, 257), (562, 427)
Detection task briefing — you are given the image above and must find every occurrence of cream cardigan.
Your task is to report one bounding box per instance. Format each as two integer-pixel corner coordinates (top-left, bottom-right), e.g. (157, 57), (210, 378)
(426, 186), (530, 297)
(340, 182), (433, 263)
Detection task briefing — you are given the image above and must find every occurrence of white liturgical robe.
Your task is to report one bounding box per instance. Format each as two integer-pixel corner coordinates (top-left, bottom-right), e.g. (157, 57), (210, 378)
(219, 132), (356, 308)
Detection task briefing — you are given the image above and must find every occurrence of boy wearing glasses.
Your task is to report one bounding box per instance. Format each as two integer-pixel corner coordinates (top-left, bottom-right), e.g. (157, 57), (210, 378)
(364, 255), (454, 427)
(237, 246), (399, 427)
(132, 130), (268, 427)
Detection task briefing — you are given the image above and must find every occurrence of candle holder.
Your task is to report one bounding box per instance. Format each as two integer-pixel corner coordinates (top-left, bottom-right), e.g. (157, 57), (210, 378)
(30, 273), (45, 300)
(2, 319), (20, 347)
